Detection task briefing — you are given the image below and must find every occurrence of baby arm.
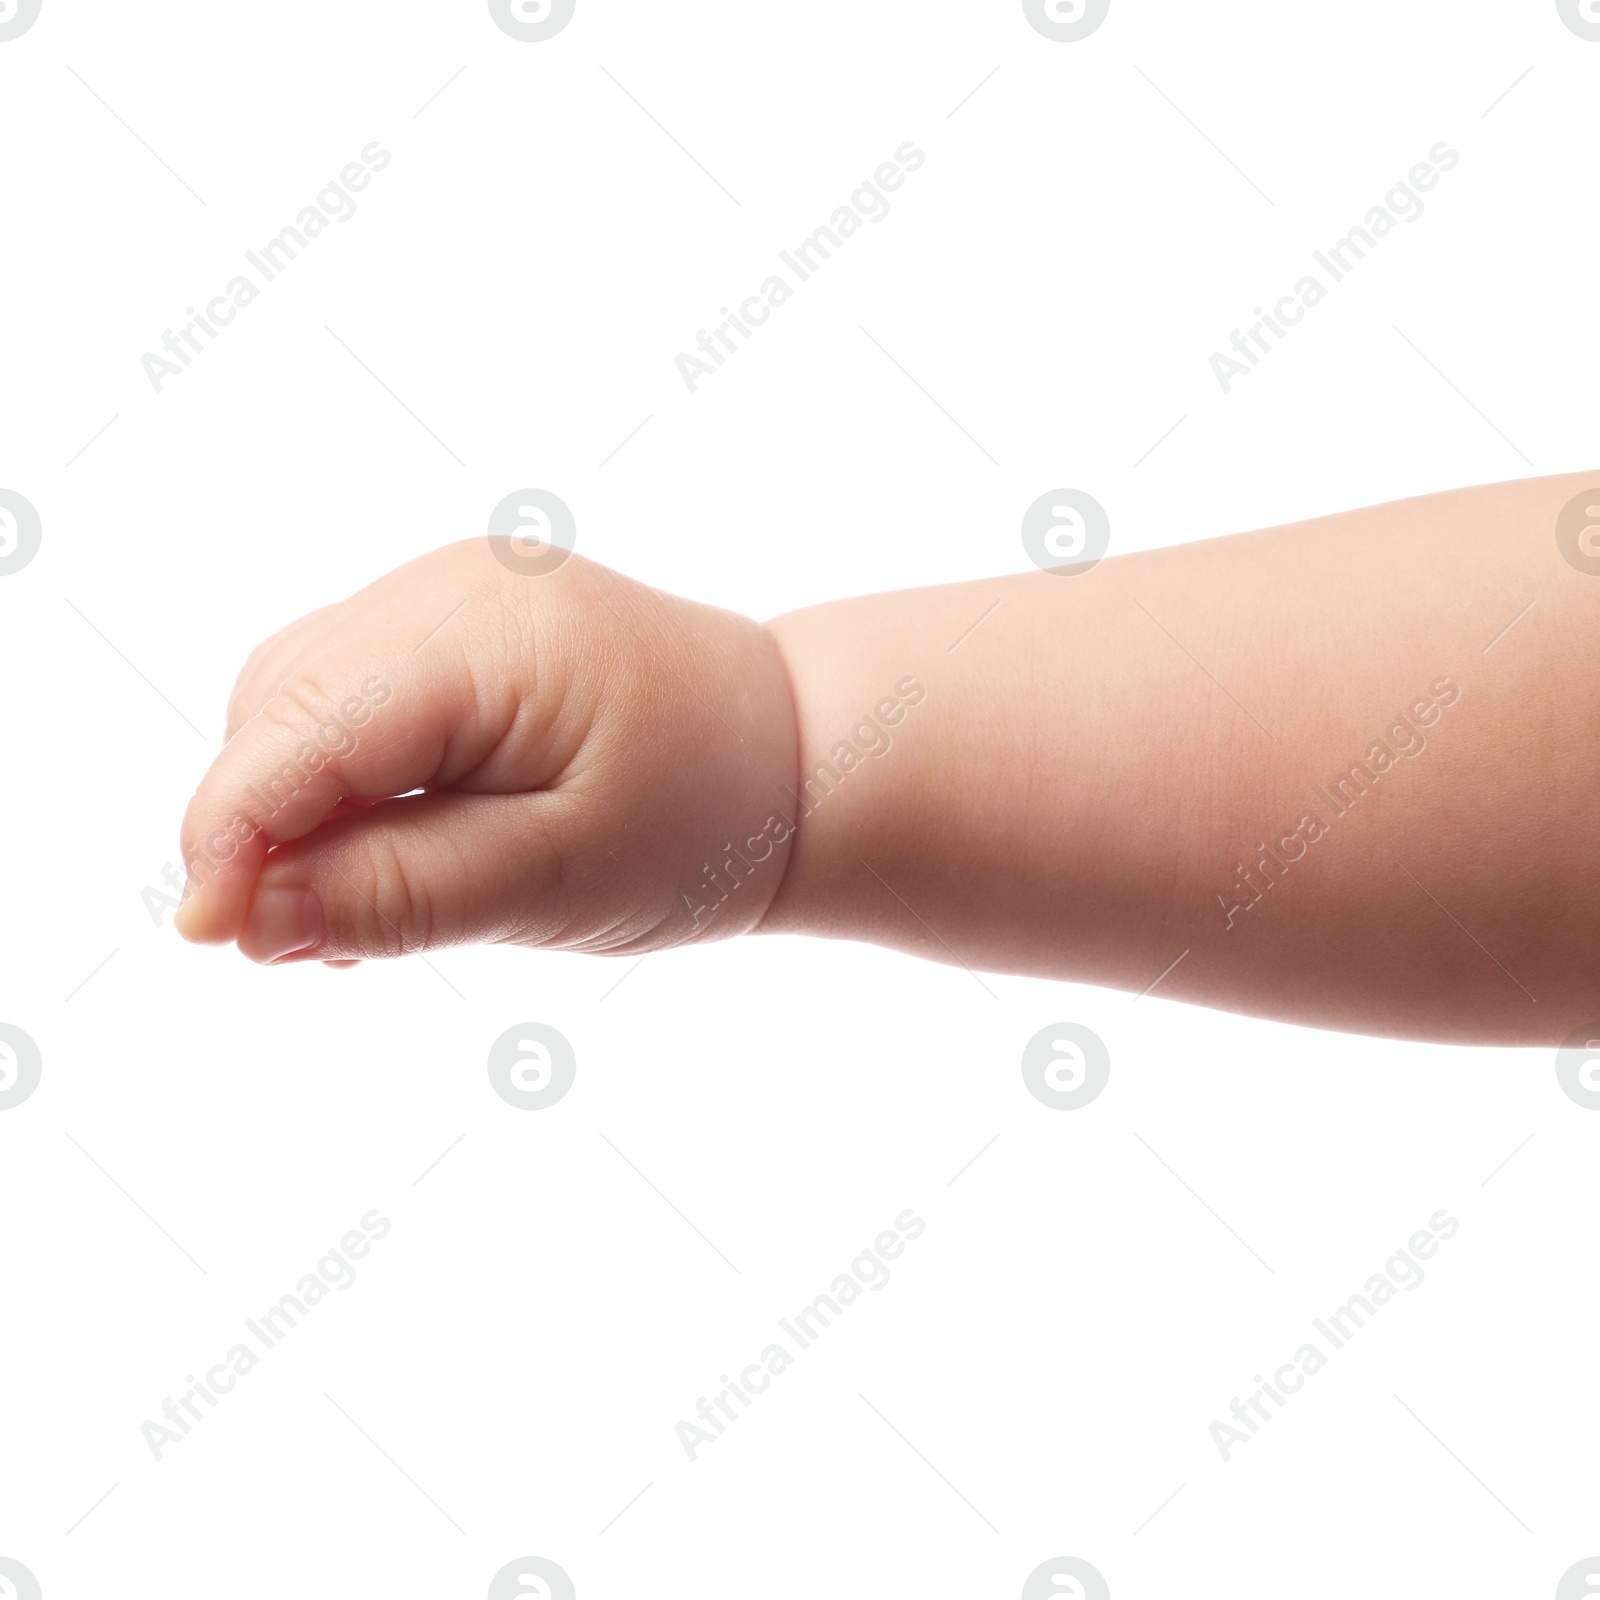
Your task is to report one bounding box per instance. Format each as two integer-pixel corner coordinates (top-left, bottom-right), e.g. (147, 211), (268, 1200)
(178, 470), (1600, 1044)
(764, 470), (1600, 1043)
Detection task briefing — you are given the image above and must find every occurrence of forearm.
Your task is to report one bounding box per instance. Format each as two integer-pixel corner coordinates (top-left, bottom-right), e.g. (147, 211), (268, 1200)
(761, 471), (1600, 1044)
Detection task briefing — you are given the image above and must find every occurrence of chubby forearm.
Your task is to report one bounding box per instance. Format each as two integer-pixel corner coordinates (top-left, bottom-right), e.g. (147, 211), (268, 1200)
(762, 471), (1600, 1043)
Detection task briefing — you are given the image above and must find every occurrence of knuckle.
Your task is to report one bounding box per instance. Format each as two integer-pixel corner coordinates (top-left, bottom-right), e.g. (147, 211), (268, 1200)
(228, 614), (324, 731)
(346, 834), (435, 959)
(267, 671), (335, 734)
(236, 627), (290, 687)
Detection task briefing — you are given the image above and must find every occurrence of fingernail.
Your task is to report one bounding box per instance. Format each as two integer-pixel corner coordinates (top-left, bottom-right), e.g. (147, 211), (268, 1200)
(241, 886), (323, 964)
(173, 891), (204, 941)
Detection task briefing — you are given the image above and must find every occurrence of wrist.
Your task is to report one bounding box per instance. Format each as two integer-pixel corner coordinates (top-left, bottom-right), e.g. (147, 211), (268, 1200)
(753, 597), (933, 940)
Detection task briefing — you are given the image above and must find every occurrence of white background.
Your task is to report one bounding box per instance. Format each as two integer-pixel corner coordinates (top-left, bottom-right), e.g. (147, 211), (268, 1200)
(2, 2), (1597, 1596)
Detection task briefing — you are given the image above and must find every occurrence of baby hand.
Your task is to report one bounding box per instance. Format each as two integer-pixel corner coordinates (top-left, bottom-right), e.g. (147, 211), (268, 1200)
(174, 539), (799, 964)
